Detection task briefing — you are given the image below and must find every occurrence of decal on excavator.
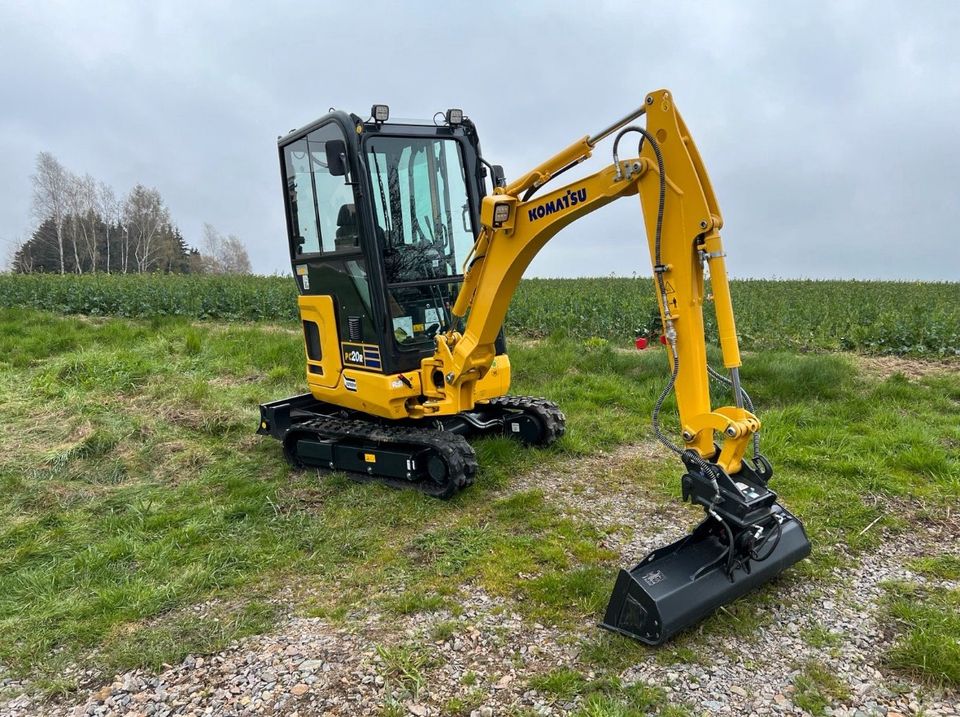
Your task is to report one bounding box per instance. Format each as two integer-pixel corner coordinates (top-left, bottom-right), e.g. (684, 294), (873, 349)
(527, 187), (587, 222)
(341, 342), (383, 371)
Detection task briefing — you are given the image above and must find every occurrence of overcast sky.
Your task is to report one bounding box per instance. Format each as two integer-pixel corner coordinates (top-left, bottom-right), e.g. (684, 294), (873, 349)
(1, 1), (958, 280)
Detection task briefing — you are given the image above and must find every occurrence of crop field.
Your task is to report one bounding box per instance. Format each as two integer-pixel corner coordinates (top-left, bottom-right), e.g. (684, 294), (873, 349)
(0, 275), (957, 716)
(1, 273), (958, 356)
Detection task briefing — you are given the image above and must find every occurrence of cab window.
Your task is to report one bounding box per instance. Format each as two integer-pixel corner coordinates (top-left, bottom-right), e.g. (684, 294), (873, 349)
(365, 136), (477, 348)
(366, 137), (476, 283)
(283, 123), (358, 256)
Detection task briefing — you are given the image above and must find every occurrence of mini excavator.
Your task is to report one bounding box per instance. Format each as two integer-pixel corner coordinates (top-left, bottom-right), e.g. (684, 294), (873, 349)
(258, 90), (811, 644)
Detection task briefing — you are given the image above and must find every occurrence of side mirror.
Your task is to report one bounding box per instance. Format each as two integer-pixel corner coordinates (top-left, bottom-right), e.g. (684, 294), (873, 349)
(490, 164), (506, 188)
(325, 139), (348, 177)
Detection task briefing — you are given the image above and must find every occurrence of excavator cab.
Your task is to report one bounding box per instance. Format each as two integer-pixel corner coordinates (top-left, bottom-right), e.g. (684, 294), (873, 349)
(278, 105), (503, 378)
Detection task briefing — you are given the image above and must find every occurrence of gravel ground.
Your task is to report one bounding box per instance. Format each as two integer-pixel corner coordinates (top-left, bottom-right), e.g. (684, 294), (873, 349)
(2, 445), (957, 717)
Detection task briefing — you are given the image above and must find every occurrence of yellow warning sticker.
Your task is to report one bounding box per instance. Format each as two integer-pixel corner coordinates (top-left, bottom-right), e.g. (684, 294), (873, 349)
(364, 453), (377, 463)
(296, 265), (308, 276)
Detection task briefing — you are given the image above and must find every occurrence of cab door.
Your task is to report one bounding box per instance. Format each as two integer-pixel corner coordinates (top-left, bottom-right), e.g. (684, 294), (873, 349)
(282, 120), (380, 386)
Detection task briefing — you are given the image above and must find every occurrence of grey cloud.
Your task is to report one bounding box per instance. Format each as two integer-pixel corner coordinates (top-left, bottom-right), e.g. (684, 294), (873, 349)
(1, 0), (958, 280)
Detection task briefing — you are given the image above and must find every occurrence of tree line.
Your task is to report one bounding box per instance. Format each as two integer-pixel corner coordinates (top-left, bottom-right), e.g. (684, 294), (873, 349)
(12, 152), (251, 275)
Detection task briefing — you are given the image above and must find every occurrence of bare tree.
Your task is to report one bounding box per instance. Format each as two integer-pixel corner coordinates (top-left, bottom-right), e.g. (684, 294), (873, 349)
(13, 243), (33, 273)
(16, 243), (34, 272)
(97, 181), (119, 274)
(220, 235), (252, 274)
(122, 223), (130, 273)
(5, 230), (38, 273)
(67, 172), (99, 273)
(124, 185), (169, 273)
(22, 158), (197, 275)
(202, 223), (252, 274)
(31, 152), (70, 274)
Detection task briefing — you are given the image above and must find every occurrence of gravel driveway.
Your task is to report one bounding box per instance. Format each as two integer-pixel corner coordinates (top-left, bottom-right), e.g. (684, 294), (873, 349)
(2, 446), (957, 717)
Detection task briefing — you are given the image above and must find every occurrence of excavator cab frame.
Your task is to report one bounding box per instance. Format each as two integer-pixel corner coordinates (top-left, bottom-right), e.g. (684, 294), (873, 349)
(277, 109), (504, 379)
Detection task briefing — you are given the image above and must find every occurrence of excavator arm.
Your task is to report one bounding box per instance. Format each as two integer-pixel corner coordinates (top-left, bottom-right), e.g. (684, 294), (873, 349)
(422, 89), (754, 475)
(421, 89), (811, 644)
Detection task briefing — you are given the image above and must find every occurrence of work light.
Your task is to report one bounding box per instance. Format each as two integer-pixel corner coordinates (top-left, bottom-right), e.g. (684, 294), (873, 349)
(371, 104), (390, 123)
(493, 202), (510, 226)
(445, 108), (464, 126)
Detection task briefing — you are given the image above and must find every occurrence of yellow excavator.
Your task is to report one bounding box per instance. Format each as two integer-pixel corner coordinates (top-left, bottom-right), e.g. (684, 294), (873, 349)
(258, 90), (811, 644)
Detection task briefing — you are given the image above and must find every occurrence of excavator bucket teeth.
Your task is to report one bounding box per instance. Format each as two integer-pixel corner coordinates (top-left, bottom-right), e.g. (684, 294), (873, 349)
(600, 504), (810, 645)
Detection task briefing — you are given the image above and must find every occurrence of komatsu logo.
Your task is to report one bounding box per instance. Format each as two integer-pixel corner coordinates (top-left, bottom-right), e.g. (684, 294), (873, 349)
(527, 187), (587, 222)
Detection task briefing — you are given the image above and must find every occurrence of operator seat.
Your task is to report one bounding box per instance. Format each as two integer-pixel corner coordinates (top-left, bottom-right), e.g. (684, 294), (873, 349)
(334, 204), (359, 251)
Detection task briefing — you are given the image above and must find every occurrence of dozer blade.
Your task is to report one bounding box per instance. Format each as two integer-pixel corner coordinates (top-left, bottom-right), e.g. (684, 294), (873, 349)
(601, 504), (810, 645)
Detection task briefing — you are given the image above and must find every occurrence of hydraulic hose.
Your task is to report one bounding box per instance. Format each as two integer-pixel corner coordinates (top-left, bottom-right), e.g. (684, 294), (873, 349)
(651, 341), (683, 457)
(612, 125), (720, 501)
(619, 123), (761, 466)
(749, 517), (783, 562)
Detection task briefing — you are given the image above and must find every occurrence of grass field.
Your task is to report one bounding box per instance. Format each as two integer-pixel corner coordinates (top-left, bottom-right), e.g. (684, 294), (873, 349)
(0, 289), (958, 709)
(1, 273), (958, 356)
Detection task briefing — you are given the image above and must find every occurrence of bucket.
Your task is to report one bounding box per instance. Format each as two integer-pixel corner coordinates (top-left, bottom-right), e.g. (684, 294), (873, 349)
(601, 504), (810, 645)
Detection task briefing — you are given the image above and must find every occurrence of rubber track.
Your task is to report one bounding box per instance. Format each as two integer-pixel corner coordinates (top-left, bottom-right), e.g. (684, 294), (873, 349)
(283, 417), (477, 499)
(488, 395), (567, 446)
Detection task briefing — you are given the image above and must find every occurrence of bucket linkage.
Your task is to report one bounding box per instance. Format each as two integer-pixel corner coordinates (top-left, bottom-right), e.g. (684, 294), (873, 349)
(601, 451), (811, 645)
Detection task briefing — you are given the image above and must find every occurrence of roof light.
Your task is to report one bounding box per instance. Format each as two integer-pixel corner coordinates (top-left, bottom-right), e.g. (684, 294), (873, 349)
(371, 104), (390, 123)
(445, 108), (463, 126)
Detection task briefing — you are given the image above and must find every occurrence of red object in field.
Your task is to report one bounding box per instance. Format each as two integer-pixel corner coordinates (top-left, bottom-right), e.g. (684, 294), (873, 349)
(635, 337), (649, 350)
(659, 334), (668, 345)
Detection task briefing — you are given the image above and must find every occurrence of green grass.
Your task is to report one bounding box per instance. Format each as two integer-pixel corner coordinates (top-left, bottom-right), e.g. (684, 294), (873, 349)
(882, 582), (960, 686)
(530, 667), (589, 699)
(792, 660), (851, 715)
(375, 642), (438, 697)
(98, 599), (279, 676)
(1, 273), (958, 355)
(442, 689), (485, 715)
(0, 305), (957, 697)
(429, 619), (458, 641)
(910, 555), (960, 581)
(530, 669), (687, 716)
(801, 625), (843, 650)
